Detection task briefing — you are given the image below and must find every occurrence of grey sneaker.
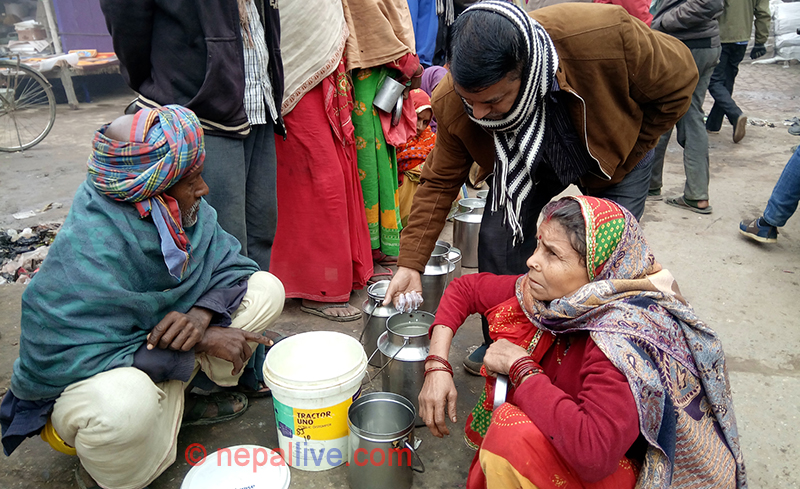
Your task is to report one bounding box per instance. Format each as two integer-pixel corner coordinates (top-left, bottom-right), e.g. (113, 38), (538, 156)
(463, 344), (488, 376)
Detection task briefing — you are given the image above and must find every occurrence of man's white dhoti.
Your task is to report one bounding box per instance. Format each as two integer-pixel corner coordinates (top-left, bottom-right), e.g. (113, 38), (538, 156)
(51, 271), (284, 489)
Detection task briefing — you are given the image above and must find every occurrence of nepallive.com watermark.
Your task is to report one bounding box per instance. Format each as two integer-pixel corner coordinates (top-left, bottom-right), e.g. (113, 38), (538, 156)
(185, 441), (413, 472)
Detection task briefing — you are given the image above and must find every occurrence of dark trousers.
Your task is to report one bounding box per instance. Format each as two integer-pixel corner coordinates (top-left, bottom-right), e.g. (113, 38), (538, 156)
(202, 122), (278, 271)
(201, 122), (277, 390)
(706, 43), (747, 132)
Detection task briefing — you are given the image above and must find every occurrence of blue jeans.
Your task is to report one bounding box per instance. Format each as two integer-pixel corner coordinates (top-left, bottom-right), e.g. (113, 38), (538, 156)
(763, 146), (800, 227)
(651, 46), (721, 201)
(202, 122), (278, 271)
(706, 43), (747, 131)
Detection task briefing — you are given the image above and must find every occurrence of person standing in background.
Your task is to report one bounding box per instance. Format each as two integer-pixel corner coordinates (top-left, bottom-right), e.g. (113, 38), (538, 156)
(739, 145), (800, 243)
(420, 65), (448, 133)
(705, 0), (770, 143)
(100, 0), (284, 271)
(100, 0), (284, 396)
(271, 0), (373, 322)
(343, 0), (422, 262)
(407, 0), (439, 67)
(650, 0), (723, 213)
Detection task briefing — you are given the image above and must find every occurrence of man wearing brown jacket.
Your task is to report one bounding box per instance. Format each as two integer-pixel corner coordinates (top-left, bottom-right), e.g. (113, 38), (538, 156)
(385, 1), (697, 374)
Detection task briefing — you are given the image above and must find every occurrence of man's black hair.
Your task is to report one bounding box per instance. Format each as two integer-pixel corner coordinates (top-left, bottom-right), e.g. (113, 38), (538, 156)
(446, 8), (525, 92)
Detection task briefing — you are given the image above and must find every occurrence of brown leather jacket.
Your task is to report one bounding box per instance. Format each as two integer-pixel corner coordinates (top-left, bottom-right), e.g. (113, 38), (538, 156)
(397, 3), (698, 272)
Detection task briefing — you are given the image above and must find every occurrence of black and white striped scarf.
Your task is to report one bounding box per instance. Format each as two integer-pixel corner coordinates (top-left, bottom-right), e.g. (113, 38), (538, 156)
(462, 1), (559, 243)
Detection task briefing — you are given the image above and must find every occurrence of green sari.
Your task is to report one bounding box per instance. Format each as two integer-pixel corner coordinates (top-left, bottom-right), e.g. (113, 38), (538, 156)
(351, 67), (402, 256)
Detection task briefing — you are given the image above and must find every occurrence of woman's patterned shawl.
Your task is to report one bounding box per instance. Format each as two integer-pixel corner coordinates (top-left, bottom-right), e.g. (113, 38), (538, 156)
(518, 198), (747, 488)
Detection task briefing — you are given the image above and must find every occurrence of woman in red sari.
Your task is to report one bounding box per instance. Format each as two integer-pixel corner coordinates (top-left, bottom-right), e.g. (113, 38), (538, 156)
(271, 0), (372, 321)
(419, 196), (746, 489)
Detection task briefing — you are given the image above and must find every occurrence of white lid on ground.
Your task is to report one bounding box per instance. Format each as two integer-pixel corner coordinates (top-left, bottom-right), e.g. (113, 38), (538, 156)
(181, 445), (290, 489)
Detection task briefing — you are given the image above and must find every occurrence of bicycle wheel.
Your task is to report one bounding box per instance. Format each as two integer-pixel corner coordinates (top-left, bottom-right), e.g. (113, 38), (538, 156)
(0, 61), (56, 152)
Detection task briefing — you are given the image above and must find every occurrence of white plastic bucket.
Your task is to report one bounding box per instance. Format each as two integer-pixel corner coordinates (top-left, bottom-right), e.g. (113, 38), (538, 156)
(263, 331), (367, 471)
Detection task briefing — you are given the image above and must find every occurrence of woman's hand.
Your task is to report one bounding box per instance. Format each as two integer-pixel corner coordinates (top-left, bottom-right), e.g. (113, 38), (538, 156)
(483, 339), (529, 376)
(419, 369), (458, 438)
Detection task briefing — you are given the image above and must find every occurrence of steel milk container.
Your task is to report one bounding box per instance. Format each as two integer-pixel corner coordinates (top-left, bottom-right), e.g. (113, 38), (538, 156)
(453, 198), (485, 268)
(348, 392), (424, 489)
(361, 280), (397, 367)
(377, 311), (433, 426)
(436, 240), (462, 287)
(419, 243), (456, 313)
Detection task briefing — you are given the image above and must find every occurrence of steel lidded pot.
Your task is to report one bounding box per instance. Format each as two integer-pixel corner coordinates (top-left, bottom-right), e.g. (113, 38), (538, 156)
(376, 311), (433, 427)
(419, 243), (456, 313)
(348, 392), (424, 489)
(435, 240), (461, 286)
(453, 198), (485, 268)
(361, 280), (398, 367)
(457, 197), (486, 215)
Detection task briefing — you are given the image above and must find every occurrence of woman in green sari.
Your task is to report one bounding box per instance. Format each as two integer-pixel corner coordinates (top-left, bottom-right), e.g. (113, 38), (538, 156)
(343, 0), (422, 257)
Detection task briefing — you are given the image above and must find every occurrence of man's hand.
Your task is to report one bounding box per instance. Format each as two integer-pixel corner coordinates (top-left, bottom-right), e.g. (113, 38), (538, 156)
(384, 266), (423, 308)
(195, 326), (274, 376)
(750, 44), (767, 59)
(483, 339), (529, 376)
(147, 307), (213, 352)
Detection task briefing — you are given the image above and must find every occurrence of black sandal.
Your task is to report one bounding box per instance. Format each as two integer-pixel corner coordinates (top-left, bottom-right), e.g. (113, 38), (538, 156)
(182, 391), (248, 427)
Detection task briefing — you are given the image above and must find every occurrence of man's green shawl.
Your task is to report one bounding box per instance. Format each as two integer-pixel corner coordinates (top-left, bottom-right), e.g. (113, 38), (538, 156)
(11, 181), (259, 401)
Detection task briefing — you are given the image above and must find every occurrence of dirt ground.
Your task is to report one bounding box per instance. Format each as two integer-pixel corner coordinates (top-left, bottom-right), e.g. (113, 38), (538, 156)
(1, 59), (799, 488)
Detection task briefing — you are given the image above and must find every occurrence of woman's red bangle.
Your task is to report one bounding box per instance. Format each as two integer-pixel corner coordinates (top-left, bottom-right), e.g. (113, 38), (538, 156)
(508, 356), (542, 387)
(425, 355), (453, 371)
(424, 367), (454, 377)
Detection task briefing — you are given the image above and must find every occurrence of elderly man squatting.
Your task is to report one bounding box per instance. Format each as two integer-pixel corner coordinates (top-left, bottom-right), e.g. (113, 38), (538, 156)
(0, 106), (285, 489)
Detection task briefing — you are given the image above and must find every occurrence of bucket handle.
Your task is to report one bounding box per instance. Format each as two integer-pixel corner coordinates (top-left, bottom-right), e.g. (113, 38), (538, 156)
(363, 336), (409, 386)
(404, 438), (425, 473)
(444, 254), (455, 287)
(358, 300), (377, 345)
(451, 207), (484, 220)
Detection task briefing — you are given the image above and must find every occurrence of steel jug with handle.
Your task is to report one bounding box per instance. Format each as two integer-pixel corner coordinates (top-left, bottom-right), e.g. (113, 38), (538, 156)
(361, 280), (398, 367)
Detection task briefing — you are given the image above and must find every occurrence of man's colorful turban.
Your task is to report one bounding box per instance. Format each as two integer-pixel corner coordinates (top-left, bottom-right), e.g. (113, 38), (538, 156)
(87, 105), (205, 279)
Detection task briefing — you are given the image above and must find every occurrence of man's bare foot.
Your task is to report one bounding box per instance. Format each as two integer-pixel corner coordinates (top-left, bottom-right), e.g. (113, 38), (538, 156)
(300, 300), (362, 322)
